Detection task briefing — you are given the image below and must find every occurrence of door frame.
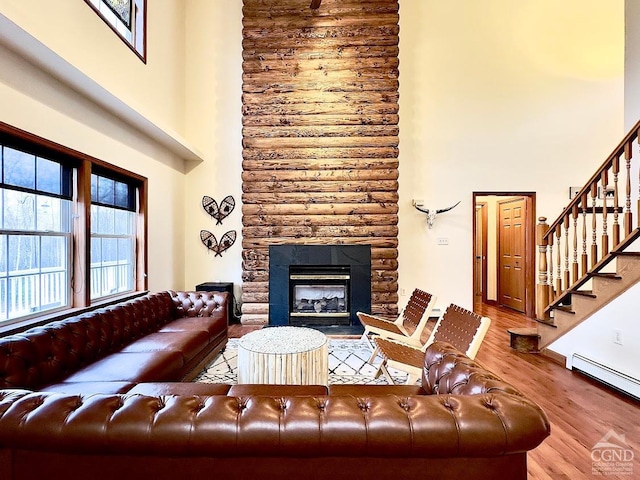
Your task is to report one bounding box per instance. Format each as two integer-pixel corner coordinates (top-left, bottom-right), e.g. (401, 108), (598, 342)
(474, 202), (489, 304)
(472, 192), (536, 318)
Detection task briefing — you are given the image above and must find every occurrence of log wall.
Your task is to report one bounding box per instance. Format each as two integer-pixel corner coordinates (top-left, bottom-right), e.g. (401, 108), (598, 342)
(241, 0), (400, 324)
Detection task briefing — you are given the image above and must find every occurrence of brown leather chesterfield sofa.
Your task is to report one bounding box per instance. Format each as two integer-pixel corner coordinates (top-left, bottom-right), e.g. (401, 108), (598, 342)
(0, 290), (229, 395)
(0, 325), (550, 480)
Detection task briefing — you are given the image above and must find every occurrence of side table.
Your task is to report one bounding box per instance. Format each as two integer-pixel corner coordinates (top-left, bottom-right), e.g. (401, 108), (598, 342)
(237, 326), (328, 385)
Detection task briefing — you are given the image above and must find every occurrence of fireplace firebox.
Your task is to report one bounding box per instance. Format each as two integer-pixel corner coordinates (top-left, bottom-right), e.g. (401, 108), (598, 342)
(289, 265), (350, 326)
(269, 245), (370, 333)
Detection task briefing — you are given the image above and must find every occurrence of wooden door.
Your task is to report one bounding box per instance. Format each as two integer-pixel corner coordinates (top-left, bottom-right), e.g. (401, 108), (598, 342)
(498, 197), (526, 312)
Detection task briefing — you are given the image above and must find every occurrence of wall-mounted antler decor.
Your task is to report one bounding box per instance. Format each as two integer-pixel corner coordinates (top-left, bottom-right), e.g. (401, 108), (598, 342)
(202, 195), (235, 225)
(200, 230), (237, 257)
(413, 200), (461, 229)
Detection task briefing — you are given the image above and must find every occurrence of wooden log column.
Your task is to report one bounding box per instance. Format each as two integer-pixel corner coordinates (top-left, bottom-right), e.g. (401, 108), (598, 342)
(241, 0), (401, 325)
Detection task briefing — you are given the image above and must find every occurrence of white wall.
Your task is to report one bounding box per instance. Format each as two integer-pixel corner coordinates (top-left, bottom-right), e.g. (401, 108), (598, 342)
(625, 0), (640, 129)
(182, 1), (244, 299)
(550, 283), (640, 382)
(397, 0), (625, 312)
(0, 0), (186, 136)
(0, 2), (189, 291)
(549, 0), (640, 387)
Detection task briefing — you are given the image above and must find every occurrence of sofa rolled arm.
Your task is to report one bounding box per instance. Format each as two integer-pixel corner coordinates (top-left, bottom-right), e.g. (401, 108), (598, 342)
(422, 342), (524, 396)
(169, 290), (229, 318)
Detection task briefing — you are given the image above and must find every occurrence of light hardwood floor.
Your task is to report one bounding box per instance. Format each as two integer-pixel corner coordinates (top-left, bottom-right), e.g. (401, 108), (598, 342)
(472, 302), (639, 480)
(229, 303), (639, 479)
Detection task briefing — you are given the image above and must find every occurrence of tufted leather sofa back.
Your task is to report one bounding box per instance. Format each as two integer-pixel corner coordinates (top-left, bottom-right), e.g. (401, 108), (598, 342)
(169, 290), (227, 318)
(0, 386), (550, 458)
(0, 291), (226, 391)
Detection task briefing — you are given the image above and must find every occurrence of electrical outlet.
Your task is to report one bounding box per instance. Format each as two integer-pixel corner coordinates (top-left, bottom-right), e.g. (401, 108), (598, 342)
(614, 329), (623, 345)
(437, 237), (449, 245)
(400, 288), (406, 296)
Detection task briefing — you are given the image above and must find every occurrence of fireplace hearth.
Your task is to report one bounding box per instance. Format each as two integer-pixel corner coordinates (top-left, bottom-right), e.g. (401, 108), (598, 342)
(269, 245), (370, 333)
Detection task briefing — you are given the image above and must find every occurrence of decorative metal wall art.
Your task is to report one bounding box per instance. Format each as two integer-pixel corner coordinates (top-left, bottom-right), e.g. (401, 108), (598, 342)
(200, 230), (237, 257)
(202, 195), (235, 225)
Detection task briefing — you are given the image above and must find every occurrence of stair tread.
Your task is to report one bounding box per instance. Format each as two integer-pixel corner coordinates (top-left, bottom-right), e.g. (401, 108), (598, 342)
(535, 317), (557, 328)
(553, 305), (575, 314)
(571, 290), (596, 298)
(591, 272), (622, 279)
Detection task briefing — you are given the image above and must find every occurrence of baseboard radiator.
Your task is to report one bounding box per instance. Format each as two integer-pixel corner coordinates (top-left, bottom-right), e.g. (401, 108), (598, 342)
(572, 353), (640, 400)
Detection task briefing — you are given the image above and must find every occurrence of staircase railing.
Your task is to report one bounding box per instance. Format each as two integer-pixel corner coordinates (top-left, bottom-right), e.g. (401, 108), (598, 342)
(536, 120), (640, 321)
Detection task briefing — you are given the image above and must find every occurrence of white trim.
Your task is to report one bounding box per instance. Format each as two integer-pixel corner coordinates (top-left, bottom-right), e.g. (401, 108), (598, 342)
(572, 353), (640, 400)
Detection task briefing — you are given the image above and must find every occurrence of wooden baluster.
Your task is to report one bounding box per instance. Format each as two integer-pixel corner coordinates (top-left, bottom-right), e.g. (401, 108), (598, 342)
(638, 131), (640, 228)
(601, 170), (609, 256)
(556, 224), (562, 294)
(548, 241), (555, 301)
(625, 141), (632, 236)
(612, 154), (620, 246)
(581, 192), (588, 276)
(591, 182), (598, 268)
(563, 215), (570, 288)
(536, 217), (550, 321)
(572, 204), (579, 283)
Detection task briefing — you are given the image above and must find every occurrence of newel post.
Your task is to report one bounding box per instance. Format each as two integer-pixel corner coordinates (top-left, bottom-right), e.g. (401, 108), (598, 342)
(536, 217), (551, 321)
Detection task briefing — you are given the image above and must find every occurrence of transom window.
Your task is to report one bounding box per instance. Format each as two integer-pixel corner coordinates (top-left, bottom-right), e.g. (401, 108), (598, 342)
(85, 0), (146, 62)
(0, 123), (147, 330)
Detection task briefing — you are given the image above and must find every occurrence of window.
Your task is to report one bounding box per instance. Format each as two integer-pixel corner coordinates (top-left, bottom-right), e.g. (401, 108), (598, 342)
(0, 123), (147, 330)
(0, 147), (73, 321)
(90, 172), (136, 300)
(85, 0), (147, 62)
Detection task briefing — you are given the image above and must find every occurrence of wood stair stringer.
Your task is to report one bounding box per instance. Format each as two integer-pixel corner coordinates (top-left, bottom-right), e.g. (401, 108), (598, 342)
(538, 253), (640, 349)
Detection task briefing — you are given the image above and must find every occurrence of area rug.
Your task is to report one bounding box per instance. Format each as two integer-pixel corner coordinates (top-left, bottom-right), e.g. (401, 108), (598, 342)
(194, 338), (410, 385)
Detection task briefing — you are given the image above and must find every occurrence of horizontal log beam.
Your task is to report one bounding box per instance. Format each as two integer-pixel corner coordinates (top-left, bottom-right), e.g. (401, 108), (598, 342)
(243, 15), (399, 29)
(243, 57), (399, 75)
(243, 46), (399, 63)
(240, 281), (269, 293)
(241, 247), (397, 262)
(242, 202), (398, 216)
(242, 157), (399, 171)
(243, 79), (399, 94)
(242, 180), (399, 194)
(242, 102), (398, 117)
(239, 313), (267, 326)
(242, 225), (399, 238)
(242, 169), (398, 183)
(242, 125), (399, 139)
(242, 237), (399, 249)
(242, 191), (399, 204)
(243, 146), (398, 160)
(242, 25), (400, 41)
(242, 214), (398, 227)
(243, 114), (399, 127)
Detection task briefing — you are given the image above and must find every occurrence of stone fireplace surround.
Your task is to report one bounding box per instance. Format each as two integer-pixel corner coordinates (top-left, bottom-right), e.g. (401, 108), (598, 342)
(269, 245), (371, 333)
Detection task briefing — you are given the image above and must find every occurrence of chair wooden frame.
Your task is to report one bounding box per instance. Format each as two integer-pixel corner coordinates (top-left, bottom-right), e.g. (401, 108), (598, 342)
(372, 304), (491, 385)
(357, 289), (435, 362)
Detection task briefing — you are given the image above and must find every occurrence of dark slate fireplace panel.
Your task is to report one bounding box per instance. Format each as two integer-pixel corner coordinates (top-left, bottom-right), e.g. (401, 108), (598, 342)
(269, 245), (371, 331)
